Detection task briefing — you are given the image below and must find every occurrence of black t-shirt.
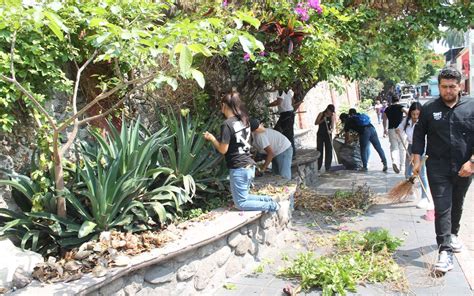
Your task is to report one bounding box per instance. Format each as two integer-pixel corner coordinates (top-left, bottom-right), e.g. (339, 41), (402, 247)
(317, 113), (331, 135)
(220, 117), (255, 169)
(384, 104), (404, 129)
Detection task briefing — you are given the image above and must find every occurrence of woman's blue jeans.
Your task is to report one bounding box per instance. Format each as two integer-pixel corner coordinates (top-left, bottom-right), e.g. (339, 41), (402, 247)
(229, 166), (279, 212)
(405, 144), (429, 199)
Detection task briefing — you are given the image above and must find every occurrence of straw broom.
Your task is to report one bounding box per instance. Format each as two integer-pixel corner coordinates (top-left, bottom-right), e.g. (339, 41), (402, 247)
(387, 134), (429, 202)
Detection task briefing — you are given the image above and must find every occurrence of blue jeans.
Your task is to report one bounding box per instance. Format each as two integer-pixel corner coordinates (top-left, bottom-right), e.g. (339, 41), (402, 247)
(272, 147), (293, 179)
(229, 166), (279, 212)
(405, 144), (429, 199)
(359, 125), (387, 169)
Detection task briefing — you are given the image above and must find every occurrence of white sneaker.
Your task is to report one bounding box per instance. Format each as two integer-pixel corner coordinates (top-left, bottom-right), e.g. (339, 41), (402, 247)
(451, 234), (463, 253)
(416, 198), (430, 209)
(434, 251), (454, 273)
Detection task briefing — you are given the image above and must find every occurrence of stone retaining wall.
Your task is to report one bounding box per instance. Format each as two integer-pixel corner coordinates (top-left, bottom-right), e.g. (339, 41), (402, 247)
(13, 182), (296, 296)
(291, 149), (319, 187)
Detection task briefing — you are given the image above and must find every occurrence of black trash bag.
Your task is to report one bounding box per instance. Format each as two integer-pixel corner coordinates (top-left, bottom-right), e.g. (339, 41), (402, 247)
(333, 137), (362, 170)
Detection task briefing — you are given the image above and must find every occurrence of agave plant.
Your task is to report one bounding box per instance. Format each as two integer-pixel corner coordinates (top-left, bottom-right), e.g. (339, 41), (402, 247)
(0, 169), (89, 255)
(158, 110), (226, 195)
(0, 117), (187, 254)
(65, 117), (173, 235)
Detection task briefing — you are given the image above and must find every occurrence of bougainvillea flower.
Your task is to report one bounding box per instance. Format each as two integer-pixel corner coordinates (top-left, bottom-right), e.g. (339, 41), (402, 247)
(308, 0), (323, 14)
(222, 0), (228, 7)
(259, 51), (267, 56)
(295, 3), (309, 21)
(243, 53), (251, 61)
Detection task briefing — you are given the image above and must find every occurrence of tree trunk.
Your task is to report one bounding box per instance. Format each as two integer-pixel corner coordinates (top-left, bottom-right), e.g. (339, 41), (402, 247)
(53, 131), (66, 217)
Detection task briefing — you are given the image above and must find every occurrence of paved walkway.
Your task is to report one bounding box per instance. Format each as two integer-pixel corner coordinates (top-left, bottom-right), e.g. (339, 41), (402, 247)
(214, 115), (473, 296)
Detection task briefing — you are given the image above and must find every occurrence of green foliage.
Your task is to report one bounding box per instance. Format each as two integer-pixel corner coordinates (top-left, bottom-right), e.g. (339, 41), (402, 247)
(0, 0), (266, 132)
(69, 118), (168, 232)
(280, 229), (405, 296)
(335, 229), (403, 253)
(359, 78), (383, 102)
(158, 110), (226, 194)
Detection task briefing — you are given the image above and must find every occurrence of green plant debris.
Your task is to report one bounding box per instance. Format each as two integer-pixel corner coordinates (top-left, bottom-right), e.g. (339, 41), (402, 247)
(253, 258), (275, 273)
(280, 229), (407, 296)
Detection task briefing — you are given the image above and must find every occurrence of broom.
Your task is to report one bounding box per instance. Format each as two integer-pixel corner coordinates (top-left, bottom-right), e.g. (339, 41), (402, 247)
(387, 134), (429, 202)
(324, 118), (339, 166)
(387, 160), (425, 202)
(398, 135), (435, 220)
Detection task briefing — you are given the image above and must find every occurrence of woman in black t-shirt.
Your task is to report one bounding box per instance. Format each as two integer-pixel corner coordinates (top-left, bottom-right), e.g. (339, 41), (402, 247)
(204, 91), (279, 212)
(315, 104), (335, 172)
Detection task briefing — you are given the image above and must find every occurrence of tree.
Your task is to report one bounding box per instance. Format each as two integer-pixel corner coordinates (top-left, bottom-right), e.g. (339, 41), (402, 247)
(0, 0), (263, 217)
(442, 29), (466, 48)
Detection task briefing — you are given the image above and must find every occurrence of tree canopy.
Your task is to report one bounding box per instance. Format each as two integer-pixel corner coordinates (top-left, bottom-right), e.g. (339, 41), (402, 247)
(1, 0), (473, 132)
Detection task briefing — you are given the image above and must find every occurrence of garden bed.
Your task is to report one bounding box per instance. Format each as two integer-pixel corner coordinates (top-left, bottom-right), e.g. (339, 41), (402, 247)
(10, 178), (296, 296)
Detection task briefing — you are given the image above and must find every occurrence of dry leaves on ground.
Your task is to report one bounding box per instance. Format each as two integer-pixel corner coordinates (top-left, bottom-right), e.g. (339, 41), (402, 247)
(33, 229), (175, 283)
(295, 183), (375, 215)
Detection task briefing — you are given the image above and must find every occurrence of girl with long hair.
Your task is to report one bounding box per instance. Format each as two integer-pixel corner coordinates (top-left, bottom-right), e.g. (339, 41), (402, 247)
(396, 102), (432, 209)
(204, 91), (280, 212)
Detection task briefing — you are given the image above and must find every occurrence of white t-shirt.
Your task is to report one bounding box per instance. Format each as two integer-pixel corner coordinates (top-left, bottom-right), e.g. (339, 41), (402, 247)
(397, 117), (415, 144)
(277, 89), (294, 113)
(252, 128), (291, 156)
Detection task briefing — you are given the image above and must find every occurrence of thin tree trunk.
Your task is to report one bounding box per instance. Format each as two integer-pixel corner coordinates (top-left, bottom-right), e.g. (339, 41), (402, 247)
(53, 130), (66, 217)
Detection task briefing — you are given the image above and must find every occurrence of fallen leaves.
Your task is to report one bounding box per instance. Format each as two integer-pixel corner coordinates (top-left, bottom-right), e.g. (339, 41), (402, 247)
(295, 183), (374, 215)
(32, 229), (175, 283)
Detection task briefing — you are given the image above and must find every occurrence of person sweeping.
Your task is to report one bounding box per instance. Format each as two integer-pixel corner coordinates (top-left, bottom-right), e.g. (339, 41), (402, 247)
(315, 104), (335, 172)
(396, 102), (433, 210)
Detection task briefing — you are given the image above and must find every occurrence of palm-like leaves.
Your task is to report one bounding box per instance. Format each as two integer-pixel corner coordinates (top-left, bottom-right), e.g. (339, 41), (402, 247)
(158, 111), (226, 193)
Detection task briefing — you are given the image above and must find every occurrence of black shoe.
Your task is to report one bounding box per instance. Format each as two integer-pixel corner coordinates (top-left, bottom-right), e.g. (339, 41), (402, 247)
(383, 164), (388, 172)
(392, 163), (400, 174)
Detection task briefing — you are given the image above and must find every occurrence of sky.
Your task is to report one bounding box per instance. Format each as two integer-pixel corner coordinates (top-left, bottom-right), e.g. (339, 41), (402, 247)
(430, 40), (449, 54)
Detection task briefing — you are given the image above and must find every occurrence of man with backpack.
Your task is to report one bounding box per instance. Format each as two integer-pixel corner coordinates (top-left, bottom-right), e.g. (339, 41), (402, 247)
(344, 108), (388, 172)
(383, 96), (408, 173)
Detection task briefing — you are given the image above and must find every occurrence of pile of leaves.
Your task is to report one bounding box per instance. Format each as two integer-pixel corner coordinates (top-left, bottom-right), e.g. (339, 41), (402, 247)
(280, 229), (407, 296)
(295, 183), (374, 215)
(32, 229), (175, 283)
(251, 184), (296, 201)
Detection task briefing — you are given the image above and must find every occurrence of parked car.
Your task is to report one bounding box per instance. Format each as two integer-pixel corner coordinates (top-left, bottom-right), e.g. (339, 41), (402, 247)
(399, 94), (413, 108)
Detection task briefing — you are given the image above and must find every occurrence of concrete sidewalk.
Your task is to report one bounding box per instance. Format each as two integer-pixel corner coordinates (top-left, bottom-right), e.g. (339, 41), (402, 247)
(214, 119), (473, 296)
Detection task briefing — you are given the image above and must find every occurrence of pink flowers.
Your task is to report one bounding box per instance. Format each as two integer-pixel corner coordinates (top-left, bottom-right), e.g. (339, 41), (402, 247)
(243, 53), (251, 61)
(295, 0), (323, 21)
(295, 3), (309, 21)
(308, 0), (323, 14)
(222, 0), (228, 7)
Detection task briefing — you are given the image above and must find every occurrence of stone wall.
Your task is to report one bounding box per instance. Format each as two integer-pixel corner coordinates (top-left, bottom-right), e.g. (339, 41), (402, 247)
(12, 182), (296, 296)
(291, 149), (319, 188)
(88, 214), (285, 296)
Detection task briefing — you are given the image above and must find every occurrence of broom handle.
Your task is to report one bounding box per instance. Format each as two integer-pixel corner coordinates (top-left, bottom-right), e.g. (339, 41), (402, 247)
(324, 117), (339, 164)
(397, 132), (432, 202)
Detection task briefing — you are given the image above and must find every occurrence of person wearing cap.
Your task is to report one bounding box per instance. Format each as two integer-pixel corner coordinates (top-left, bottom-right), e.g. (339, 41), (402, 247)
(250, 118), (293, 179)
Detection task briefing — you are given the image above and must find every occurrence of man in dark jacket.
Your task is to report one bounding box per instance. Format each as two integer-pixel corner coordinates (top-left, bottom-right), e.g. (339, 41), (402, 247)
(412, 67), (474, 273)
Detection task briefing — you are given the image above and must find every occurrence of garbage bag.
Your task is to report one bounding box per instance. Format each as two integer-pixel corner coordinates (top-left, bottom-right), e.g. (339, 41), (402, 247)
(333, 137), (362, 170)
